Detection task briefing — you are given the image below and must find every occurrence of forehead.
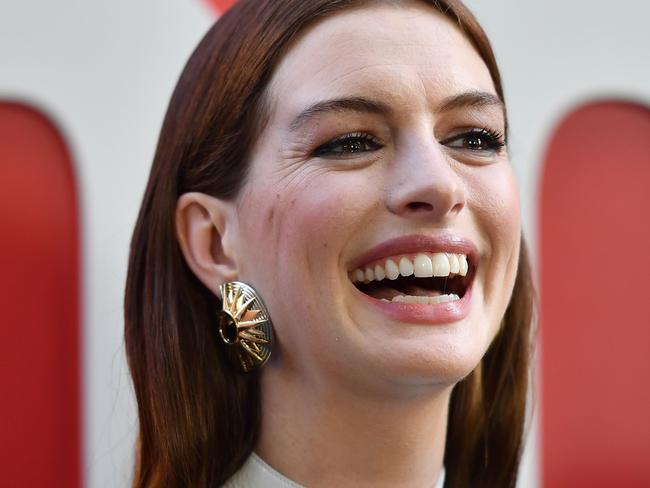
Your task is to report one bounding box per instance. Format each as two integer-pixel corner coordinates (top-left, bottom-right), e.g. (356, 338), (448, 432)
(266, 2), (496, 121)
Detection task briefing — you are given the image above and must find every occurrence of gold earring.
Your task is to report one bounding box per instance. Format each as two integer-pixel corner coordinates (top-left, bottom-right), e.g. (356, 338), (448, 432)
(218, 281), (274, 372)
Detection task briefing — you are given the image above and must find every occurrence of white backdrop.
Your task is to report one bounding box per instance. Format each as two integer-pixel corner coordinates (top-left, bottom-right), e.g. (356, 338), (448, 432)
(1, 0), (648, 486)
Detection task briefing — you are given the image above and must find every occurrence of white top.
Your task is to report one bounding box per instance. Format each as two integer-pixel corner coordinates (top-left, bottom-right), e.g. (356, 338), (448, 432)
(223, 452), (446, 488)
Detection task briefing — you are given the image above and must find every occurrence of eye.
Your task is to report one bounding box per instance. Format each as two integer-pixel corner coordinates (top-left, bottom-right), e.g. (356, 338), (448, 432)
(313, 132), (383, 157)
(441, 128), (506, 154)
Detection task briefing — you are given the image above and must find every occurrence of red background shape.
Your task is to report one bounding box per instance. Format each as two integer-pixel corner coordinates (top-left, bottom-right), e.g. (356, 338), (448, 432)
(540, 101), (650, 487)
(0, 102), (81, 488)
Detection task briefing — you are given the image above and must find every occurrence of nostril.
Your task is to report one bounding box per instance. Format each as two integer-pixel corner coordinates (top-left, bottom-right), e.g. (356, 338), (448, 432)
(450, 201), (464, 215)
(407, 201), (434, 212)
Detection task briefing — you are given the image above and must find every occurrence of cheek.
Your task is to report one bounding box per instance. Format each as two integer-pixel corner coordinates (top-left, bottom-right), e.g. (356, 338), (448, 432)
(234, 170), (380, 368)
(235, 170), (378, 309)
(467, 163), (521, 248)
(465, 163), (521, 317)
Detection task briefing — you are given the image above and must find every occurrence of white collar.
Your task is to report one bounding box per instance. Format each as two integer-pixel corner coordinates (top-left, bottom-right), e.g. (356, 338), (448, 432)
(223, 452), (446, 488)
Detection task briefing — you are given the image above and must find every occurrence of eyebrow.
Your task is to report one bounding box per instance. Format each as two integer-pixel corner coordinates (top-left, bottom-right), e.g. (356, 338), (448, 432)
(288, 90), (504, 132)
(289, 97), (391, 132)
(436, 90), (504, 114)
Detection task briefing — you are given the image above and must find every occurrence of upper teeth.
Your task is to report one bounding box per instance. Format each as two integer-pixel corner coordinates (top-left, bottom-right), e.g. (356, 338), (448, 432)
(351, 253), (468, 283)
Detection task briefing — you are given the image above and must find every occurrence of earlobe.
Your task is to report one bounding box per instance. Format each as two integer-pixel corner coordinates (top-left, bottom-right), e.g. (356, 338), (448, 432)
(175, 192), (239, 297)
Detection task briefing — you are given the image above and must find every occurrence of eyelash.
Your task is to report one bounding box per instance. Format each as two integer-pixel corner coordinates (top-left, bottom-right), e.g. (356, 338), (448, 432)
(313, 132), (383, 157)
(440, 128), (506, 154)
(312, 128), (506, 158)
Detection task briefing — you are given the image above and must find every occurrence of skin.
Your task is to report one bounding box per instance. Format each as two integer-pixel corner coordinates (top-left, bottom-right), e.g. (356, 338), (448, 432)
(176, 2), (521, 486)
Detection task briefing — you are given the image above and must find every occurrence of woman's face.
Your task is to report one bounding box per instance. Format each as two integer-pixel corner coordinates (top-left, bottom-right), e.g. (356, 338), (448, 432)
(232, 2), (520, 392)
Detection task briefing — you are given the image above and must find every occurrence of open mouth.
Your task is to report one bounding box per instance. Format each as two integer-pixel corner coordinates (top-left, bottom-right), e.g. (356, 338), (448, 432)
(349, 252), (473, 305)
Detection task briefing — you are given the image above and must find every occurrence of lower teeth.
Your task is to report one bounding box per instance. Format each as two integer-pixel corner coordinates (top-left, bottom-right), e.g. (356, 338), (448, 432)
(381, 294), (460, 305)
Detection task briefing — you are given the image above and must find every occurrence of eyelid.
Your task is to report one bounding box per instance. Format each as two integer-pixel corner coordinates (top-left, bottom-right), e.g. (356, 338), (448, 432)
(441, 127), (505, 143)
(312, 131), (383, 157)
(328, 131), (380, 144)
(440, 127), (506, 153)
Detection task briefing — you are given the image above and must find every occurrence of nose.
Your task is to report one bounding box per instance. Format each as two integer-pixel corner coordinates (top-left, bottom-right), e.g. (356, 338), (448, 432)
(385, 139), (466, 222)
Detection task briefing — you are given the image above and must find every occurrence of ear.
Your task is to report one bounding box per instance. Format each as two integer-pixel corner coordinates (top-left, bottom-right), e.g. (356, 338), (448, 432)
(175, 192), (240, 298)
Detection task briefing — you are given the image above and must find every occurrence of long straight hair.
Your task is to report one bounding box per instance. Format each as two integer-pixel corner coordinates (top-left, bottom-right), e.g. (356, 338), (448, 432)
(124, 1), (535, 486)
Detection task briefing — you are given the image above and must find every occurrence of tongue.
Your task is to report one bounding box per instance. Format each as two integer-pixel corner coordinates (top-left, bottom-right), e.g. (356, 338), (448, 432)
(364, 285), (444, 300)
(402, 285), (444, 297)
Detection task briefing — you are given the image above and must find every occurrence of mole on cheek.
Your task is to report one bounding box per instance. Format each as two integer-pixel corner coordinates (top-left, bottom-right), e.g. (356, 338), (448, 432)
(267, 206), (275, 223)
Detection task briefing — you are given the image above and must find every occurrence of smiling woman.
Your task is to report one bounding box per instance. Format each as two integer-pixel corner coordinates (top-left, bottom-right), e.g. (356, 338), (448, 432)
(124, 1), (535, 487)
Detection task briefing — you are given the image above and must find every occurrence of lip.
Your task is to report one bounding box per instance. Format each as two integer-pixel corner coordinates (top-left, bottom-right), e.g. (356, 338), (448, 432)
(347, 233), (478, 325)
(351, 281), (473, 325)
(348, 233), (480, 271)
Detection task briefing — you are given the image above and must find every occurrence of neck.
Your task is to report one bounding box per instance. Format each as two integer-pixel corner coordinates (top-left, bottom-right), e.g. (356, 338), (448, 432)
(257, 366), (450, 488)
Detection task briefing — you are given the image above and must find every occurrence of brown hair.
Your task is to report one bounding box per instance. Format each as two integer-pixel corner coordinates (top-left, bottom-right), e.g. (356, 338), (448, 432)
(124, 1), (535, 487)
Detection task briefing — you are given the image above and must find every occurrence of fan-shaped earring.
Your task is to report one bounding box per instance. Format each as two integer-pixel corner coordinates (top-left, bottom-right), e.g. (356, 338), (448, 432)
(218, 281), (274, 372)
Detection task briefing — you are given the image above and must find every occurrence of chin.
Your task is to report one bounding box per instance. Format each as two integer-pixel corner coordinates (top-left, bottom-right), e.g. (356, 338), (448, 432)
(340, 281), (495, 384)
(343, 314), (495, 392)
(401, 345), (487, 389)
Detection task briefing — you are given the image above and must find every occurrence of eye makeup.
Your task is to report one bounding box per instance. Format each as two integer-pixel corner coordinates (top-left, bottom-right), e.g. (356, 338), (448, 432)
(440, 127), (506, 153)
(312, 132), (384, 157)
